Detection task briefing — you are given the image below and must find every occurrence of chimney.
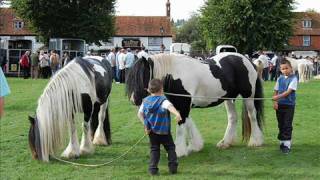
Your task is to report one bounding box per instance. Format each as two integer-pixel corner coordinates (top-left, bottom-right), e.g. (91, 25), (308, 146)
(166, 0), (170, 17)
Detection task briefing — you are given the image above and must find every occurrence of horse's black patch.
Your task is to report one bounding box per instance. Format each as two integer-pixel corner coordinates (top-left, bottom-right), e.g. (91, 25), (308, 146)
(163, 75), (191, 124)
(81, 93), (92, 123)
(218, 55), (252, 98)
(205, 59), (229, 92)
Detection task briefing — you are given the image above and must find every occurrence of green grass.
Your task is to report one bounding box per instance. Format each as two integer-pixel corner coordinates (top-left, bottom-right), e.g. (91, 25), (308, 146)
(1, 78), (320, 179)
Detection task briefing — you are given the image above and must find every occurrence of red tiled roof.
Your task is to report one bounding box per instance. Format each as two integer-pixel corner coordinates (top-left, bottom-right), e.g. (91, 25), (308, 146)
(0, 9), (172, 37)
(293, 12), (320, 35)
(0, 8), (35, 35)
(115, 16), (172, 37)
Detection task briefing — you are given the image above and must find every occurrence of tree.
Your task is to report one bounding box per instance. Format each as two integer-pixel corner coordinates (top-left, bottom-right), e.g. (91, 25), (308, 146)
(200, 0), (295, 55)
(11, 0), (116, 44)
(175, 15), (207, 55)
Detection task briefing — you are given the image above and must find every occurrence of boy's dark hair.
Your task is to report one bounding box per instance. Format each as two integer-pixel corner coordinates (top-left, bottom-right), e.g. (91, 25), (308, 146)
(148, 79), (163, 93)
(280, 59), (292, 68)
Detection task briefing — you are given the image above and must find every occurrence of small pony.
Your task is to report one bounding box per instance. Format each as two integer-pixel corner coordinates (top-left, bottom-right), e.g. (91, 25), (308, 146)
(28, 56), (112, 162)
(126, 53), (264, 157)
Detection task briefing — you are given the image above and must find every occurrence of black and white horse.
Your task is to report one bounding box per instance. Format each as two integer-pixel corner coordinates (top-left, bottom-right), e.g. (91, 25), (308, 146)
(28, 56), (112, 162)
(126, 53), (264, 157)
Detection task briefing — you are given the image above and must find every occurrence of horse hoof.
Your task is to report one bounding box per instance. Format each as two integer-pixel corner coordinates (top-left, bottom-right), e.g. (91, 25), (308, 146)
(80, 148), (94, 155)
(216, 140), (231, 149)
(61, 152), (80, 159)
(176, 148), (188, 157)
(93, 138), (108, 146)
(248, 141), (263, 147)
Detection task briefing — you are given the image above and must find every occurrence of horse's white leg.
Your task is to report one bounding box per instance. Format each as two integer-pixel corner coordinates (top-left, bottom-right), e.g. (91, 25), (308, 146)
(185, 117), (203, 154)
(80, 121), (94, 155)
(93, 102), (108, 145)
(217, 100), (237, 149)
(61, 118), (80, 158)
(175, 123), (188, 157)
(245, 99), (264, 147)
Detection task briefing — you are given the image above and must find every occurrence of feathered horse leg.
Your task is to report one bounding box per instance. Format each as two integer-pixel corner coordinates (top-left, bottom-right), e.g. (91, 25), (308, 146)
(61, 118), (80, 159)
(185, 117), (203, 153)
(80, 121), (94, 155)
(93, 102), (108, 145)
(245, 99), (263, 147)
(217, 100), (237, 149)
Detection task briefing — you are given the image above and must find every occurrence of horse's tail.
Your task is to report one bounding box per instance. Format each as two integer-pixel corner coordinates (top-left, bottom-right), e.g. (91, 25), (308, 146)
(103, 100), (111, 144)
(242, 77), (264, 141)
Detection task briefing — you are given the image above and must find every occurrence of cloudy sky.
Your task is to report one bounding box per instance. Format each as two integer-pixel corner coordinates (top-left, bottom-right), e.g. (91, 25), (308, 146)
(115, 0), (320, 20)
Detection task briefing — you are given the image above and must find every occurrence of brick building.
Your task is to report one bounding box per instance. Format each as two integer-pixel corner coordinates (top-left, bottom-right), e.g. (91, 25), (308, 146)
(286, 11), (320, 57)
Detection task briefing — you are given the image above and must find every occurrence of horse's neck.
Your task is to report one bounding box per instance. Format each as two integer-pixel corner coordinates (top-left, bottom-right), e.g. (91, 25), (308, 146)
(152, 54), (195, 78)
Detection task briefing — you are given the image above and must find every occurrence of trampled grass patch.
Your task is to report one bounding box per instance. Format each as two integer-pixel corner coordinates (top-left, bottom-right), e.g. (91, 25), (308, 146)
(1, 78), (319, 179)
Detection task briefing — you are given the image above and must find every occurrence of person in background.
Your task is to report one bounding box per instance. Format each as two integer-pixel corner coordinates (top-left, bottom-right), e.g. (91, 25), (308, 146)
(39, 50), (50, 79)
(19, 51), (30, 79)
(50, 50), (60, 75)
(107, 48), (116, 82)
(137, 79), (182, 175)
(30, 51), (39, 79)
(0, 68), (10, 118)
(62, 52), (71, 67)
(137, 46), (149, 59)
(125, 48), (135, 79)
(270, 53), (279, 81)
(272, 59), (298, 154)
(160, 44), (166, 53)
(118, 48), (126, 83)
(258, 51), (270, 81)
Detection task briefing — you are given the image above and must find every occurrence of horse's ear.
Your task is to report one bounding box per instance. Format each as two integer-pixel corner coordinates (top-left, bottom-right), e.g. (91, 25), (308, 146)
(28, 115), (35, 125)
(141, 56), (147, 61)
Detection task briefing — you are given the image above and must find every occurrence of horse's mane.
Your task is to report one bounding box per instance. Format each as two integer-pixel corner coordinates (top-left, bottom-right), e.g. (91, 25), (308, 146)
(151, 53), (197, 78)
(36, 60), (92, 161)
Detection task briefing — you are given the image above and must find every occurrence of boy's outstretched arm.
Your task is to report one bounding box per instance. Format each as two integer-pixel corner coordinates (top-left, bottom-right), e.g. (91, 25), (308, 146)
(167, 104), (182, 123)
(137, 111), (144, 124)
(272, 89), (294, 101)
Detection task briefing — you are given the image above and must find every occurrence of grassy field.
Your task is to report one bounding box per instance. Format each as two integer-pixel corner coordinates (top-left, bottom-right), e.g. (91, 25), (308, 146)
(0, 78), (319, 179)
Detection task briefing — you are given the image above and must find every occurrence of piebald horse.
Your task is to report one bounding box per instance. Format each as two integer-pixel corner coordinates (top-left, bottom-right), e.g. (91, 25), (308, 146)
(28, 56), (112, 162)
(126, 53), (264, 157)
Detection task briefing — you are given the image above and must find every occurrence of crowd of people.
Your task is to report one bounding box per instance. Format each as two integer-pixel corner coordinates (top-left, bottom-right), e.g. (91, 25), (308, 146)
(105, 46), (149, 83)
(16, 50), (71, 79)
(7, 46), (152, 81)
(254, 51), (320, 81)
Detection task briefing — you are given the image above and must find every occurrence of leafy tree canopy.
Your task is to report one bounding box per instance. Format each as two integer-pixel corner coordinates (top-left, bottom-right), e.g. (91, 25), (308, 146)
(175, 14), (206, 55)
(200, 0), (295, 54)
(12, 0), (116, 45)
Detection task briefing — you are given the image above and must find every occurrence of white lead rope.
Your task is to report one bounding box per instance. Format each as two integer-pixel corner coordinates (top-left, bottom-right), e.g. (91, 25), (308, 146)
(51, 134), (146, 167)
(164, 92), (274, 100)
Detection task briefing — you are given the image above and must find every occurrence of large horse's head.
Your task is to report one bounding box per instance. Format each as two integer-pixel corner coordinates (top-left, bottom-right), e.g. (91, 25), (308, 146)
(126, 57), (153, 105)
(28, 115), (42, 160)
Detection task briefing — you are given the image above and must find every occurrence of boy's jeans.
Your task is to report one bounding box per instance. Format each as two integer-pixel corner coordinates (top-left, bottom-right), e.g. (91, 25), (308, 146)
(148, 132), (178, 174)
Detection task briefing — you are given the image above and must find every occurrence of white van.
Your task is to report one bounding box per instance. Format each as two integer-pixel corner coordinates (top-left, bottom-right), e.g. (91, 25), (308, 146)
(170, 43), (191, 55)
(215, 45), (237, 55)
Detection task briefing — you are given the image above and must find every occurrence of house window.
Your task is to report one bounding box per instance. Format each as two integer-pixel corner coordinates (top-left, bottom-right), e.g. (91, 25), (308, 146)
(148, 37), (163, 46)
(302, 20), (311, 28)
(303, 36), (310, 46)
(14, 21), (24, 29)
